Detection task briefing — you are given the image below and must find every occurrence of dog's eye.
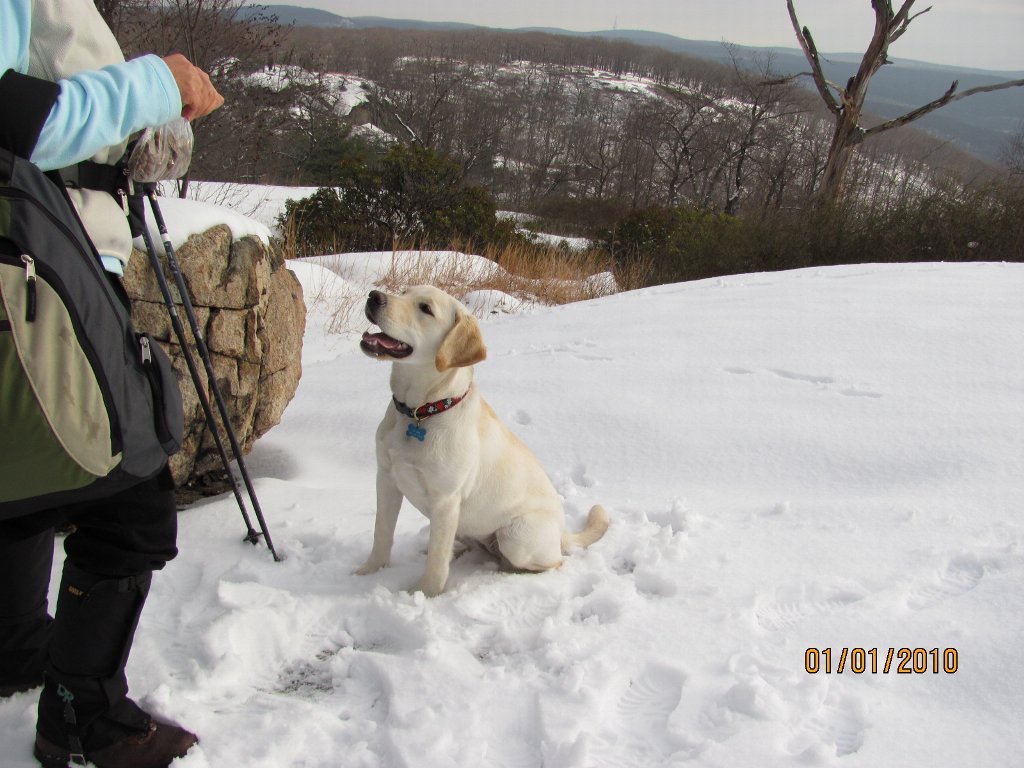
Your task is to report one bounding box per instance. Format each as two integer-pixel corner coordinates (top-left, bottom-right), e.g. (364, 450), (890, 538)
(419, 303), (434, 316)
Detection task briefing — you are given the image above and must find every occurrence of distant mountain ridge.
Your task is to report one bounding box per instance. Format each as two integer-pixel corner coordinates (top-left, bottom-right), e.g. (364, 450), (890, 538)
(256, 5), (1024, 163)
(258, 4), (352, 27)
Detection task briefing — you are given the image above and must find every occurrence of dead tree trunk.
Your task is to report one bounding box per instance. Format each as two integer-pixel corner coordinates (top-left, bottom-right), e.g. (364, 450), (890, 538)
(786, 0), (1024, 206)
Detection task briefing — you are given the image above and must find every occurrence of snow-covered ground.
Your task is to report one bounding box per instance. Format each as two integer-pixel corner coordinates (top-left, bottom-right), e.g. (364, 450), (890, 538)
(2, 193), (1022, 767)
(168, 181), (315, 235)
(242, 65), (370, 116)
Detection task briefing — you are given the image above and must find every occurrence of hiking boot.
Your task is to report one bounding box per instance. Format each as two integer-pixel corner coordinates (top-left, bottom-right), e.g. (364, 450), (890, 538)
(33, 718), (198, 768)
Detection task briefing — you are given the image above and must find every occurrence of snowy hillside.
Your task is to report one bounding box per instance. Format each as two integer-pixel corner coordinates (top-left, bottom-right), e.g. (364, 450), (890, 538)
(242, 65), (371, 117)
(230, 56), (944, 207)
(1, 196), (1022, 767)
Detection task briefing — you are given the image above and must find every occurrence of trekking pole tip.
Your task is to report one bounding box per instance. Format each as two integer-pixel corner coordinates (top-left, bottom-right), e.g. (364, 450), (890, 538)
(241, 530), (283, 562)
(243, 530), (262, 546)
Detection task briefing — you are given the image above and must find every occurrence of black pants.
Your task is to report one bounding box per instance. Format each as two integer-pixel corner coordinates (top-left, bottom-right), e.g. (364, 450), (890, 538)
(0, 468), (178, 742)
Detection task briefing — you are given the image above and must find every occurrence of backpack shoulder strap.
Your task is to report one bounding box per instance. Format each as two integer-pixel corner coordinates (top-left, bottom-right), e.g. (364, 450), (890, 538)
(0, 69), (61, 159)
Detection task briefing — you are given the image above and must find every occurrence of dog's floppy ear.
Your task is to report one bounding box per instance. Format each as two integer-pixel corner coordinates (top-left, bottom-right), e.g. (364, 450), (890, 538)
(436, 312), (487, 371)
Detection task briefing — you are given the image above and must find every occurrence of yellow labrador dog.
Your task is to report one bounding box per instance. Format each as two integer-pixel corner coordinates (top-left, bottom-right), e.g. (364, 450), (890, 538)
(356, 285), (608, 596)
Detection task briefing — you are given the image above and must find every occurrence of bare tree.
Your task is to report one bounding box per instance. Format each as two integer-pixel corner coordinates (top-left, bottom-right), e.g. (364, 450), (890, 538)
(717, 47), (806, 215)
(1004, 123), (1024, 180)
(368, 56), (470, 152)
(636, 90), (712, 207)
(785, 0), (1024, 205)
(107, 0), (288, 191)
(93, 0), (152, 53)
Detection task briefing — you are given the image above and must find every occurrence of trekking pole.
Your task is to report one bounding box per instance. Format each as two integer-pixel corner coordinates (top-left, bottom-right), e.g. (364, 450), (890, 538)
(135, 201), (262, 551)
(137, 183), (281, 561)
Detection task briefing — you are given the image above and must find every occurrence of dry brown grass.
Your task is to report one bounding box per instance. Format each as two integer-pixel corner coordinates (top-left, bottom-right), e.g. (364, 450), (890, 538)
(370, 249), (490, 298)
(375, 238), (647, 305)
(299, 239), (651, 335)
(478, 240), (614, 305)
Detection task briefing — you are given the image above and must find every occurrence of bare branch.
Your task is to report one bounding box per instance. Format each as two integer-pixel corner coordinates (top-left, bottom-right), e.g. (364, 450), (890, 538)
(891, 3), (933, 44)
(951, 78), (1024, 100)
(890, 0), (916, 29)
(761, 71), (848, 94)
(907, 5), (933, 23)
(760, 73), (804, 87)
(862, 77), (1024, 141)
(786, 0), (841, 114)
(862, 79), (957, 140)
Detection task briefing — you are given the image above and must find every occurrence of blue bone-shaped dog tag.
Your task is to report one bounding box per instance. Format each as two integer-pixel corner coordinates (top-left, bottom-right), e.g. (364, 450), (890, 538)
(406, 423), (427, 442)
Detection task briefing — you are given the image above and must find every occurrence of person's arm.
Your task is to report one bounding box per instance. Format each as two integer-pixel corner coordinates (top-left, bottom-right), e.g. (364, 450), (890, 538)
(0, 1), (31, 74)
(32, 53), (225, 171)
(160, 53), (224, 122)
(1, 1), (221, 171)
(31, 55), (181, 170)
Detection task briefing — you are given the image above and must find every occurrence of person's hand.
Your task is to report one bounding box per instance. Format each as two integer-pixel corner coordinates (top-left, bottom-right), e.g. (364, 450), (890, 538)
(161, 53), (224, 120)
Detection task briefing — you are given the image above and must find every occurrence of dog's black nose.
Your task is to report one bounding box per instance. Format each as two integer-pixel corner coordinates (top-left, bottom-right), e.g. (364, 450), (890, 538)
(368, 290), (387, 308)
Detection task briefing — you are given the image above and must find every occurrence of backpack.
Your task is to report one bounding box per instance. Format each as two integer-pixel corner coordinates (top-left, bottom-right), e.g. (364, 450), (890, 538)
(0, 70), (183, 518)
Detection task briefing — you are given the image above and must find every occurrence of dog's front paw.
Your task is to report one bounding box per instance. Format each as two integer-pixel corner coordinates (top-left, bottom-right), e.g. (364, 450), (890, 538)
(354, 557), (388, 576)
(413, 577), (446, 598)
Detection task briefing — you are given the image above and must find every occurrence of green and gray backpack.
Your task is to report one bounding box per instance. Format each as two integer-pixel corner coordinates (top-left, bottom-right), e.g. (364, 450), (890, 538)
(0, 69), (182, 517)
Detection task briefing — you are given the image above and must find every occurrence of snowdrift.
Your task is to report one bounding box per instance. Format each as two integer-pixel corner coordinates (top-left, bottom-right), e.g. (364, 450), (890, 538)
(3, 204), (1021, 767)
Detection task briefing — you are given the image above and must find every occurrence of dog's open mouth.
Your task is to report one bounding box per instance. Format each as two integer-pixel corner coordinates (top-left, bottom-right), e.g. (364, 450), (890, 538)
(361, 330), (413, 359)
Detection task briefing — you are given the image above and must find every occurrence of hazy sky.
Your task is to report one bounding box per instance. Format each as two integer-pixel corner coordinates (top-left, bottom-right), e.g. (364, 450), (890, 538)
(303, 1), (1024, 72)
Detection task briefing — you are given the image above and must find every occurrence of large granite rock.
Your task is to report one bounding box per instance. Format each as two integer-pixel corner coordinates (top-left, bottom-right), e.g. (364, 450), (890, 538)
(123, 225), (305, 499)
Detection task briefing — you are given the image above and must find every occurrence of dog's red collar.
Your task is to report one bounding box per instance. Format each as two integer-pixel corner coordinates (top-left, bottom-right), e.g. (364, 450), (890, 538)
(393, 389), (470, 424)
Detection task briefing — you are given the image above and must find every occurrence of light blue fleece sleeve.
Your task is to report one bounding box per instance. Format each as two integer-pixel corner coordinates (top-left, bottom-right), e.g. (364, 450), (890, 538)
(1, 0), (182, 171)
(33, 56), (182, 171)
(0, 2), (33, 80)
(0, 0), (33, 78)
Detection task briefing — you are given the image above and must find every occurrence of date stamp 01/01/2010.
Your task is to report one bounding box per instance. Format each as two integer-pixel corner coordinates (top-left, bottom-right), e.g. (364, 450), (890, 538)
(805, 647), (959, 675)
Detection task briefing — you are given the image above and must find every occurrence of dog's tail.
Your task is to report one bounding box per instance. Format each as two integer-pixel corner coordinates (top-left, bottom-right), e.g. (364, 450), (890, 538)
(562, 505), (609, 553)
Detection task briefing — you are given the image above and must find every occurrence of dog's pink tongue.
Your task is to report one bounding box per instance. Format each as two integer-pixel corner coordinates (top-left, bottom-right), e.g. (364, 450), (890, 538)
(363, 331), (406, 351)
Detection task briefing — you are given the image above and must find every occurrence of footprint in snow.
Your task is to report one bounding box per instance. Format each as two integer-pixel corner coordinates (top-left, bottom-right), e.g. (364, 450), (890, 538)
(905, 554), (985, 610)
(571, 464), (595, 488)
(513, 409), (532, 426)
(566, 339), (613, 362)
(767, 368), (836, 385)
(458, 587), (565, 632)
(632, 567), (679, 598)
(595, 664), (688, 767)
(343, 601), (429, 655)
(787, 690), (867, 759)
(273, 659), (334, 699)
(755, 584), (866, 632)
(725, 366), (883, 398)
(840, 386), (884, 398)
(571, 587), (624, 625)
(338, 655), (392, 724)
